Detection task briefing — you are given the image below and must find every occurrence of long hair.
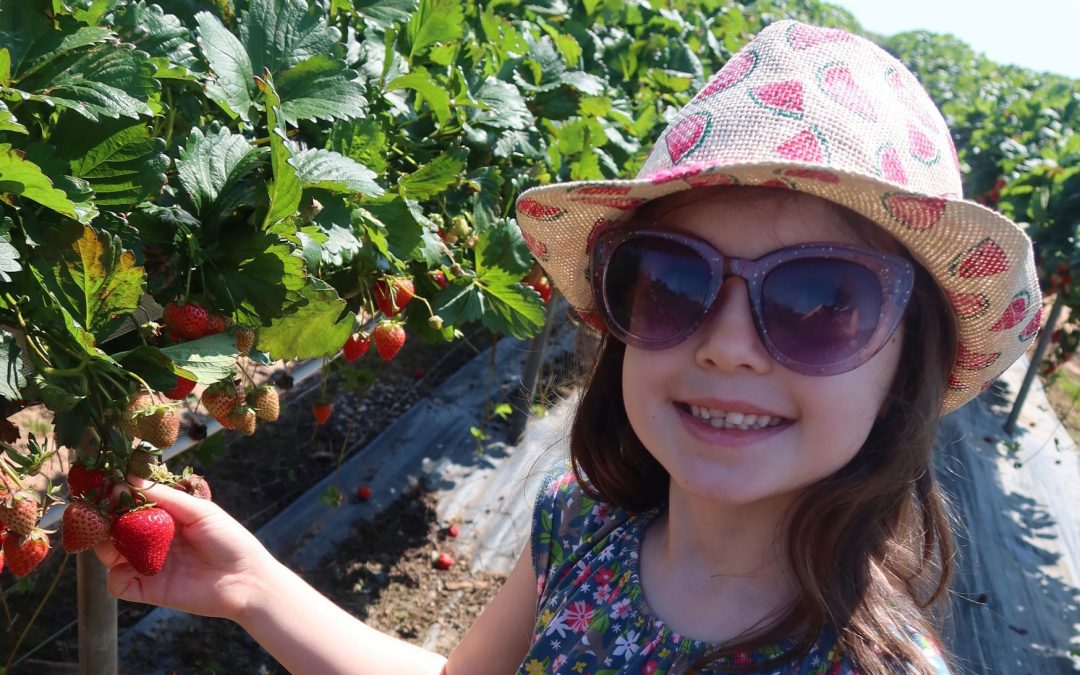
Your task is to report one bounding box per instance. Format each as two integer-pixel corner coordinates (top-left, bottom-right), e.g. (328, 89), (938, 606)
(566, 197), (958, 674)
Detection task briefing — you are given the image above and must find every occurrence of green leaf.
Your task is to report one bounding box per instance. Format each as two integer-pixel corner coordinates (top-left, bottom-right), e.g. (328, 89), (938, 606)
(258, 76), (303, 230)
(175, 126), (264, 221)
(407, 0), (464, 59)
(291, 148), (383, 196)
(51, 116), (168, 207)
(0, 216), (21, 282)
(0, 100), (26, 134)
(31, 225), (145, 342)
(432, 279), (483, 326)
(362, 196), (423, 261)
(239, 0), (340, 75)
(277, 55), (367, 124)
(258, 278), (356, 360)
(387, 67), (451, 126)
(476, 218), (533, 277)
(111, 1), (201, 75)
(399, 147), (466, 201)
(327, 117), (388, 174)
(203, 230), (307, 326)
(353, 0), (418, 30)
(470, 78), (532, 131)
(476, 268), (546, 339)
(0, 330), (27, 400)
(195, 11), (255, 122)
(0, 144), (81, 221)
(0, 2), (112, 81)
(158, 333), (240, 383)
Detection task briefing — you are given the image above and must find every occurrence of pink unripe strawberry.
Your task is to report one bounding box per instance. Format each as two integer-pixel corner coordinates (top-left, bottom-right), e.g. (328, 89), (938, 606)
(62, 500), (111, 553)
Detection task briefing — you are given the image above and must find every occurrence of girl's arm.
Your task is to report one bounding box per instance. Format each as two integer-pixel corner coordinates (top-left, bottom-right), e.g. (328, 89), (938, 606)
(96, 480), (537, 675)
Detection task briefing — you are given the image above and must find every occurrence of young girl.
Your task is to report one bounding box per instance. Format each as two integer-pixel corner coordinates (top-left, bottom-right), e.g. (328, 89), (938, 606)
(95, 20), (1041, 674)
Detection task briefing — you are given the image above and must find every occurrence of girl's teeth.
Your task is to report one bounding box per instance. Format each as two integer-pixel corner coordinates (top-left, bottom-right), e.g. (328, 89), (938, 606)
(688, 405), (785, 429)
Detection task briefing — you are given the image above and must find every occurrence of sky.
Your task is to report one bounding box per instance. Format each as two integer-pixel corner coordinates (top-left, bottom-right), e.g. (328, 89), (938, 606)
(826, 0), (1080, 79)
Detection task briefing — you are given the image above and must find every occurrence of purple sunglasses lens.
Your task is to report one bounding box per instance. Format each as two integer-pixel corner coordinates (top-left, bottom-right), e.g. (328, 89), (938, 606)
(761, 258), (882, 366)
(605, 238), (711, 342)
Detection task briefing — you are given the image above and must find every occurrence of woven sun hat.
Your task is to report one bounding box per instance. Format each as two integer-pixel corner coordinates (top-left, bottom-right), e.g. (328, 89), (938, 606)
(514, 19), (1041, 415)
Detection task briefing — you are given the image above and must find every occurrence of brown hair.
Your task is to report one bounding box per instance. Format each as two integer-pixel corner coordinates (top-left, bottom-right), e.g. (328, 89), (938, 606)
(566, 193), (958, 674)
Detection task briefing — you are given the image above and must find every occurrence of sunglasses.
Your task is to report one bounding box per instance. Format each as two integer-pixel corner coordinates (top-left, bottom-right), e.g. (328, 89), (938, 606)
(590, 226), (915, 376)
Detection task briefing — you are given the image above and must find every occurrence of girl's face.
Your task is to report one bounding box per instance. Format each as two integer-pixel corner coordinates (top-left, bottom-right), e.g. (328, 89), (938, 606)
(621, 188), (904, 508)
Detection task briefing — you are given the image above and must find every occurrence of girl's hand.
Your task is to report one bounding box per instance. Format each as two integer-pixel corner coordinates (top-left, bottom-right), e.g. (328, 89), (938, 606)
(94, 478), (279, 623)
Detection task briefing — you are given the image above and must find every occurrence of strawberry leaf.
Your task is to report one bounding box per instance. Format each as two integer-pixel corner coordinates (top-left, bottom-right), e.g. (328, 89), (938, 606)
(290, 148), (382, 197)
(195, 11), (255, 121)
(51, 116), (169, 207)
(258, 278), (356, 360)
(475, 218), (533, 278)
(202, 230), (307, 326)
(277, 55), (367, 124)
(0, 216), (22, 283)
(0, 330), (27, 400)
(406, 0), (464, 60)
(259, 76), (302, 230)
(398, 146), (467, 201)
(156, 333), (239, 384)
(174, 126), (264, 224)
(474, 268), (545, 339)
(0, 144), (83, 221)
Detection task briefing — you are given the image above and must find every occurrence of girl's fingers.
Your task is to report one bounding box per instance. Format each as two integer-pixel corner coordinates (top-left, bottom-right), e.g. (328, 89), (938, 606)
(106, 562), (149, 604)
(109, 475), (220, 528)
(94, 538), (124, 567)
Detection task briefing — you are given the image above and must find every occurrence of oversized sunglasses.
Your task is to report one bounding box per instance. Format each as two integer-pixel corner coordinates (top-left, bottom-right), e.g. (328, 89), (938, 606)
(590, 227), (915, 376)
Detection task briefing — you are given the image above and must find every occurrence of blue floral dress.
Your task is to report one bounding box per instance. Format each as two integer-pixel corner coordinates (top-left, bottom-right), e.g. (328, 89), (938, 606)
(518, 460), (951, 674)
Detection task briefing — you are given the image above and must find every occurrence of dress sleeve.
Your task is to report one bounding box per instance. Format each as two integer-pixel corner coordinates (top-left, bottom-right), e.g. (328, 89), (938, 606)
(530, 458), (576, 589)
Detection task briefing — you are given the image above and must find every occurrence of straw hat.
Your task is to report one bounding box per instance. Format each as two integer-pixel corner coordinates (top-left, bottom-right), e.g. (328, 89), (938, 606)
(514, 19), (1041, 414)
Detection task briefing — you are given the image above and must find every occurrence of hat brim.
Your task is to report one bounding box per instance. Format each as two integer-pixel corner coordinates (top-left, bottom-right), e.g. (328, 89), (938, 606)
(515, 161), (1041, 414)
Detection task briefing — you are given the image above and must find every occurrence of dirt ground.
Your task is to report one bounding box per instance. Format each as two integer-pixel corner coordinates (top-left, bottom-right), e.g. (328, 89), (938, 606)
(2, 322), (515, 673)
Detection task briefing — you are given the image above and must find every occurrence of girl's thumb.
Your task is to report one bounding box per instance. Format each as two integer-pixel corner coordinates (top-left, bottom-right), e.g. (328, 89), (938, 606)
(112, 476), (220, 528)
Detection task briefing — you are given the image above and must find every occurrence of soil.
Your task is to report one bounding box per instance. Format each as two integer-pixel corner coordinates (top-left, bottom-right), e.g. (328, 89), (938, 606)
(1, 321), (525, 674)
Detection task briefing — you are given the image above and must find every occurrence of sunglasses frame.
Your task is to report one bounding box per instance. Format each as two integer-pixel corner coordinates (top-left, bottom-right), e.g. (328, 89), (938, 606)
(590, 226), (915, 376)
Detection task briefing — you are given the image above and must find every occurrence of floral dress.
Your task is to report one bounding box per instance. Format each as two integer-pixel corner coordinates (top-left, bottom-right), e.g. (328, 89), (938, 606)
(518, 460), (951, 675)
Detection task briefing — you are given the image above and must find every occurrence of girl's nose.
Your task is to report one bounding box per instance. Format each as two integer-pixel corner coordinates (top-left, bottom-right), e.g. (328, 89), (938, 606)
(693, 276), (774, 374)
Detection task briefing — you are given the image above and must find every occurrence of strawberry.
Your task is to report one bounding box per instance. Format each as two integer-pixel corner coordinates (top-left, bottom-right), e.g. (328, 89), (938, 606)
(524, 275), (552, 303)
(234, 326), (255, 355)
(356, 486), (372, 502)
(4, 529), (50, 577)
(311, 402), (333, 425)
(0, 490), (39, 536)
(435, 552), (454, 570)
(446, 523), (460, 538)
(342, 332), (370, 362)
(68, 464), (108, 500)
(163, 375), (197, 401)
(373, 320), (406, 361)
(135, 405), (181, 449)
(177, 475), (212, 500)
(205, 313), (229, 335)
(374, 277), (415, 317)
(414, 367), (426, 379)
(229, 406), (257, 436)
(248, 385), (280, 422)
(163, 301), (209, 341)
(430, 270), (448, 289)
(127, 449), (157, 480)
(111, 507), (176, 576)
(203, 382), (244, 428)
(123, 390), (156, 437)
(62, 500), (111, 553)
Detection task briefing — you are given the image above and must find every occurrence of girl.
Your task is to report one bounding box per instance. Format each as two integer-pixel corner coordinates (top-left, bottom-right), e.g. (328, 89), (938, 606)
(95, 20), (1040, 674)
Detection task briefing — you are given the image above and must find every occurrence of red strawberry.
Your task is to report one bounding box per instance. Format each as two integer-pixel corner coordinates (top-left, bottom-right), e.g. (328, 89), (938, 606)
(342, 332), (370, 362)
(68, 464), (108, 500)
(163, 375), (197, 400)
(373, 321), (406, 361)
(111, 506), (176, 576)
(205, 314), (229, 335)
(177, 475), (212, 500)
(447, 523), (460, 538)
(4, 529), (50, 577)
(356, 486), (372, 502)
(524, 276), (552, 303)
(234, 326), (255, 355)
(0, 490), (39, 536)
(435, 552), (454, 570)
(374, 277), (415, 317)
(62, 500), (111, 553)
(163, 301), (209, 340)
(312, 402), (333, 425)
(430, 270), (448, 289)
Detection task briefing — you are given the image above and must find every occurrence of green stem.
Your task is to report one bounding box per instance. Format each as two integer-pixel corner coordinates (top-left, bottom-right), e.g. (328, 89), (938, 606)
(5, 552), (71, 674)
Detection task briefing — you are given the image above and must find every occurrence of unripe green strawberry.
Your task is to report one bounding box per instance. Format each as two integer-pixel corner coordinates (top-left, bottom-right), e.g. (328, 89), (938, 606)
(230, 406), (257, 436)
(62, 500), (111, 553)
(111, 507), (175, 576)
(428, 315), (444, 330)
(234, 326), (255, 355)
(4, 529), (50, 576)
(0, 490), (39, 536)
(248, 385), (280, 422)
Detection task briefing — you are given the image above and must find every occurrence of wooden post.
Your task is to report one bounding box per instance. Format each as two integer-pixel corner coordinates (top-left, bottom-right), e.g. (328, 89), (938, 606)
(78, 552), (117, 675)
(507, 290), (562, 443)
(1004, 293), (1067, 435)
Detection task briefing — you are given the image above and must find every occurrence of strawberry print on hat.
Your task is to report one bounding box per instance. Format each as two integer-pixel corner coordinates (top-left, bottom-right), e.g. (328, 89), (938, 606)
(908, 124), (941, 165)
(786, 23), (853, 51)
(782, 168), (840, 183)
(692, 50), (757, 102)
(750, 81), (804, 119)
(949, 238), (1010, 279)
(956, 342), (1001, 371)
(517, 198), (565, 222)
(989, 290), (1031, 331)
(775, 126), (830, 163)
(1019, 305), (1043, 341)
(520, 229), (549, 261)
(883, 193), (946, 230)
(818, 62), (877, 121)
(665, 113), (711, 164)
(877, 145), (908, 185)
(946, 290), (991, 320)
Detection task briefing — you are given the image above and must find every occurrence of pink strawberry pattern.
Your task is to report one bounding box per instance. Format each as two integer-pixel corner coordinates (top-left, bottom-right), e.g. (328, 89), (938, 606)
(818, 63), (877, 121)
(520, 230), (549, 261)
(946, 290), (991, 320)
(989, 291), (1030, 332)
(955, 342), (1000, 371)
(685, 173), (739, 188)
(749, 81), (804, 119)
(1019, 306), (1043, 341)
(783, 168), (840, 183)
(786, 23), (853, 51)
(665, 113), (711, 164)
(883, 194), (946, 231)
(908, 124), (941, 165)
(692, 50), (757, 102)
(775, 126), (829, 163)
(518, 198), (565, 222)
(645, 163), (705, 185)
(949, 238), (1010, 279)
(878, 145), (908, 186)
(569, 185), (632, 198)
